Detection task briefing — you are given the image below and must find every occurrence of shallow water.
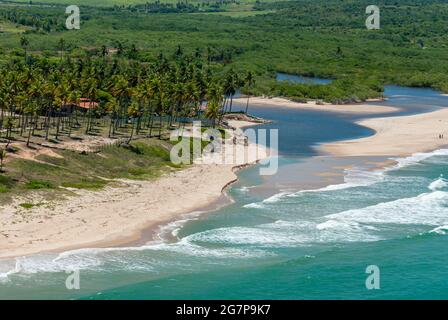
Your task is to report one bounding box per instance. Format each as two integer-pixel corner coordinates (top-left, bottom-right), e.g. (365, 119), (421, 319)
(1, 82), (448, 300)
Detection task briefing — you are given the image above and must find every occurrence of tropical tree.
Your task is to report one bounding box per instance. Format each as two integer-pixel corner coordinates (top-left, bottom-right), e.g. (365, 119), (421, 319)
(54, 80), (70, 139)
(205, 82), (223, 128)
(105, 98), (119, 138)
(24, 101), (38, 147)
(108, 74), (129, 129)
(222, 70), (239, 114)
(0, 148), (5, 172)
(0, 44), (256, 157)
(83, 77), (98, 134)
(127, 99), (141, 144)
(58, 38), (66, 62)
(244, 71), (255, 114)
(101, 45), (108, 60)
(3, 117), (15, 148)
(20, 36), (30, 63)
(67, 89), (81, 137)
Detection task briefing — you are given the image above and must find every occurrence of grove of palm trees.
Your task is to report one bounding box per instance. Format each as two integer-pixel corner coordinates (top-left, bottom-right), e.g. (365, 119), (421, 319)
(0, 37), (255, 198)
(0, 39), (254, 153)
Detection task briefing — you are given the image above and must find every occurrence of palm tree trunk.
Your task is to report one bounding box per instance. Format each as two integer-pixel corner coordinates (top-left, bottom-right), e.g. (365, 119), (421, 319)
(108, 118), (113, 138)
(55, 112), (61, 140)
(128, 119), (135, 144)
(27, 124), (32, 147)
(158, 115), (162, 139)
(68, 114), (72, 137)
(245, 95), (251, 114)
(45, 107), (51, 140)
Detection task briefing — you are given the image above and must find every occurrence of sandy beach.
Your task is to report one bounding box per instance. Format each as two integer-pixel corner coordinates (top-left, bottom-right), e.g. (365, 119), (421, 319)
(321, 108), (448, 156)
(239, 96), (448, 156)
(4, 96), (448, 259)
(0, 120), (269, 259)
(234, 96), (398, 114)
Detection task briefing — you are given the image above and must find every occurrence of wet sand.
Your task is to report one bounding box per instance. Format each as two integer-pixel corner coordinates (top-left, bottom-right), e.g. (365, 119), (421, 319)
(0, 120), (269, 259)
(321, 108), (448, 156)
(234, 96), (398, 115)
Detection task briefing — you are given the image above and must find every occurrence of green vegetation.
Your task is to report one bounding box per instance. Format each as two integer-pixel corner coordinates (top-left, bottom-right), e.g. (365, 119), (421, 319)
(0, 37), (229, 202)
(0, 139), (186, 202)
(12, 0), (151, 6)
(0, 0), (447, 100)
(19, 202), (36, 209)
(24, 180), (54, 189)
(1, 0), (448, 201)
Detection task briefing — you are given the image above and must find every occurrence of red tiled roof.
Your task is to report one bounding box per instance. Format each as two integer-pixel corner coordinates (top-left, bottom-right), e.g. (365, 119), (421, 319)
(77, 98), (99, 109)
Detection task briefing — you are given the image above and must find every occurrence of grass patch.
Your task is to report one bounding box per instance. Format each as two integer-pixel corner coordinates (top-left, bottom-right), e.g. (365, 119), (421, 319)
(2, 138), (183, 200)
(24, 180), (54, 190)
(62, 179), (107, 190)
(19, 203), (35, 209)
(0, 184), (8, 193)
(0, 175), (15, 193)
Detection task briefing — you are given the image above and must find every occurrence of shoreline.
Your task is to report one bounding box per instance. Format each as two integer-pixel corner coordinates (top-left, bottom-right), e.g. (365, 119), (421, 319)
(0, 119), (270, 259)
(4, 96), (448, 260)
(320, 107), (448, 157)
(234, 96), (399, 115)
(234, 95), (448, 158)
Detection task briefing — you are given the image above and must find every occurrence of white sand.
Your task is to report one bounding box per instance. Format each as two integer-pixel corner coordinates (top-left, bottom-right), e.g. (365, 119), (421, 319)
(0, 121), (269, 258)
(321, 108), (448, 156)
(235, 96), (398, 114)
(5, 98), (445, 258)
(240, 96), (448, 157)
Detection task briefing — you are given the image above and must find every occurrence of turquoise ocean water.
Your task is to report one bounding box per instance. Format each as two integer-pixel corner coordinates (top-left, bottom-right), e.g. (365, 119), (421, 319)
(1, 81), (448, 299)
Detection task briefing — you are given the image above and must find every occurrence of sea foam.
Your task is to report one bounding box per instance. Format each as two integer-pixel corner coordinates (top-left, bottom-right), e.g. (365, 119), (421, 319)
(323, 190), (448, 226)
(391, 149), (448, 170)
(429, 225), (448, 235)
(4, 149), (448, 282)
(428, 176), (448, 191)
(247, 148), (448, 207)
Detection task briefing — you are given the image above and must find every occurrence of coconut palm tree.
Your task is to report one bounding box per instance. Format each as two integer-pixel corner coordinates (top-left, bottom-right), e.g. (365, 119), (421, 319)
(24, 101), (38, 147)
(205, 82), (223, 128)
(67, 89), (81, 137)
(222, 70), (238, 115)
(58, 38), (66, 62)
(244, 71), (255, 114)
(3, 117), (15, 148)
(14, 92), (27, 136)
(108, 74), (129, 129)
(83, 77), (98, 134)
(42, 80), (56, 141)
(20, 36), (30, 64)
(105, 98), (119, 138)
(54, 80), (70, 140)
(127, 99), (141, 144)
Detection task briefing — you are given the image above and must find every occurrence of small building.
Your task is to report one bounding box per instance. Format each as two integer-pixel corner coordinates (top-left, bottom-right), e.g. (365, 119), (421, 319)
(62, 98), (99, 114)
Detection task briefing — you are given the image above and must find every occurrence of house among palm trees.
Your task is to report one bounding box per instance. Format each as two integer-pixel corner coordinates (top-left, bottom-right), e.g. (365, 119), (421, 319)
(62, 98), (99, 114)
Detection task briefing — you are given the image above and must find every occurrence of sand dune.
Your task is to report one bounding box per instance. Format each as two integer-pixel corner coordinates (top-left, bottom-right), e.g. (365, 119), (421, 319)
(0, 120), (269, 259)
(235, 96), (398, 114)
(322, 108), (448, 156)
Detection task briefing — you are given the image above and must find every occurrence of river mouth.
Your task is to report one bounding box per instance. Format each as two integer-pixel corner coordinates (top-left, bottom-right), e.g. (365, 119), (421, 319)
(3, 81), (448, 300)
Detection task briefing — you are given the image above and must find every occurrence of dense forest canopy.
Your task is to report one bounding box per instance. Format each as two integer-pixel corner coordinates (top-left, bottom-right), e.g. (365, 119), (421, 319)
(0, 0), (447, 101)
